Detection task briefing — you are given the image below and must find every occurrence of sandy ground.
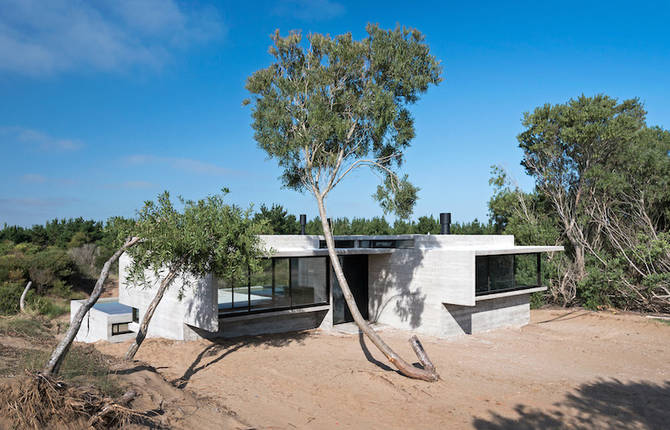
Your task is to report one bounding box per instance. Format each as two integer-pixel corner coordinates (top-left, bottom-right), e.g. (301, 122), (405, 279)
(97, 309), (670, 429)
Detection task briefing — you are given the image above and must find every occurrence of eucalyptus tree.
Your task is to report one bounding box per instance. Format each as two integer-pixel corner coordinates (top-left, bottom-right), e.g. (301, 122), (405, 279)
(245, 25), (442, 381)
(518, 95), (670, 310)
(124, 191), (264, 360)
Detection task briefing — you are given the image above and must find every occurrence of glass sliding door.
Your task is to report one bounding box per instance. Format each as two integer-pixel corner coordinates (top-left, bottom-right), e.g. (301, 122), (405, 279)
(218, 256), (329, 316)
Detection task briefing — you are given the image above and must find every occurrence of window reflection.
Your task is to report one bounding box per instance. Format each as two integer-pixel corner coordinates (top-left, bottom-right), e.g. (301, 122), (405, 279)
(218, 257), (328, 315)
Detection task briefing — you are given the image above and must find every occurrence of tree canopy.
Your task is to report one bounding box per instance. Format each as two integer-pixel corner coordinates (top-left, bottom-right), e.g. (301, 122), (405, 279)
(245, 24), (441, 217)
(492, 94), (670, 311)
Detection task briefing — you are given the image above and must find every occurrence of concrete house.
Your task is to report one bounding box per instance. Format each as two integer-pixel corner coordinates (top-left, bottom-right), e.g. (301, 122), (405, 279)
(71, 215), (562, 343)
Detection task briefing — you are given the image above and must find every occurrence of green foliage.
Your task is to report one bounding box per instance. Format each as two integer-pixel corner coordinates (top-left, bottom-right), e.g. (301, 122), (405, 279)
(29, 296), (69, 318)
(491, 94), (670, 311)
(0, 218), (104, 248)
(254, 203), (300, 234)
(414, 216), (440, 234)
(0, 282), (24, 315)
(0, 282), (69, 316)
(246, 24), (441, 218)
(124, 190), (266, 294)
(27, 246), (76, 288)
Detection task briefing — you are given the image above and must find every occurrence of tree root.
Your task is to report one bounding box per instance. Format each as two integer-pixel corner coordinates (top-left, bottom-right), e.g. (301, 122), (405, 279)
(0, 371), (155, 429)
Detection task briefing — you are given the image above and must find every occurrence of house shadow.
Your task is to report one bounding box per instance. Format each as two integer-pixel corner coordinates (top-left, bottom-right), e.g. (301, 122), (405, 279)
(171, 330), (310, 389)
(472, 379), (670, 430)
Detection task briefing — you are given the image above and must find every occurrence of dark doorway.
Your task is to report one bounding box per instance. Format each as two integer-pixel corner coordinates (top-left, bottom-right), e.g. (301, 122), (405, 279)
(332, 255), (369, 325)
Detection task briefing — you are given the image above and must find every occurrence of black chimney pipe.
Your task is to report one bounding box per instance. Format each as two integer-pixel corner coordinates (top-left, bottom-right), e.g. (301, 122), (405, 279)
(440, 212), (451, 234)
(300, 214), (306, 235)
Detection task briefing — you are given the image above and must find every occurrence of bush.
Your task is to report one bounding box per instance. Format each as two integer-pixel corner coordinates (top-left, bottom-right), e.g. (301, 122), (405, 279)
(51, 279), (73, 299)
(0, 282), (24, 315)
(28, 246), (76, 289)
(29, 295), (69, 318)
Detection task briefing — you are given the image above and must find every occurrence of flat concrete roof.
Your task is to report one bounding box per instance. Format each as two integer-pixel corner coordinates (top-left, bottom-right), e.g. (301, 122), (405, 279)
(270, 248), (396, 257)
(268, 245), (563, 257)
(474, 246), (564, 256)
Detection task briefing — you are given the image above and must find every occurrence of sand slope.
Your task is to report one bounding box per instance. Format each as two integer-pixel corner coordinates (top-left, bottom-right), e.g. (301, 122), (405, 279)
(97, 309), (670, 429)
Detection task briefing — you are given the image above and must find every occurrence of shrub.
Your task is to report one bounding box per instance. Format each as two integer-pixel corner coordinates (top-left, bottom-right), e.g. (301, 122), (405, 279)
(28, 246), (76, 289)
(0, 282), (23, 315)
(29, 295), (69, 318)
(51, 279), (73, 299)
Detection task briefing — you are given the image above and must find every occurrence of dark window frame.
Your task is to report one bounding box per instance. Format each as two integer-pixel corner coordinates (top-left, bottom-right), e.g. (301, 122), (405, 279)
(111, 322), (132, 336)
(475, 253), (542, 296)
(132, 307), (139, 323)
(219, 256), (331, 318)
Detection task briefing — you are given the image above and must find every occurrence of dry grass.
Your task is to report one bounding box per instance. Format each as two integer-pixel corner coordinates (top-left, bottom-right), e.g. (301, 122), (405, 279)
(0, 372), (154, 429)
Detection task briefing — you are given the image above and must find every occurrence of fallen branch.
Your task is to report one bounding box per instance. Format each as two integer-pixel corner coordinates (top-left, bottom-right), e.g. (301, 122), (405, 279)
(409, 335), (437, 375)
(87, 390), (138, 427)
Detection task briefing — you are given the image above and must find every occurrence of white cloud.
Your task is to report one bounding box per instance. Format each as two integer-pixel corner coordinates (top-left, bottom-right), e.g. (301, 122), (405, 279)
(125, 154), (232, 176)
(20, 173), (46, 183)
(0, 126), (83, 151)
(273, 0), (345, 21)
(0, 0), (225, 76)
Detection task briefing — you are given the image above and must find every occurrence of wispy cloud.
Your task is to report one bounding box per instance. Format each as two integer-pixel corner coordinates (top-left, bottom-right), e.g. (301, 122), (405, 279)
(125, 154), (232, 176)
(0, 0), (225, 77)
(20, 173), (78, 185)
(103, 180), (156, 190)
(273, 0), (345, 21)
(0, 126), (83, 151)
(20, 173), (47, 183)
(0, 197), (78, 208)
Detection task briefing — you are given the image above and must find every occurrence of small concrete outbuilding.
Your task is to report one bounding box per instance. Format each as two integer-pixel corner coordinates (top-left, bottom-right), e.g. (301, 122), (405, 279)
(70, 297), (136, 343)
(72, 220), (562, 343)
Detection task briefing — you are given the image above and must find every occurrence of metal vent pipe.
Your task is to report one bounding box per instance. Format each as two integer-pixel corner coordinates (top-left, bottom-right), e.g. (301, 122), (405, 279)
(300, 214), (306, 235)
(440, 212), (451, 235)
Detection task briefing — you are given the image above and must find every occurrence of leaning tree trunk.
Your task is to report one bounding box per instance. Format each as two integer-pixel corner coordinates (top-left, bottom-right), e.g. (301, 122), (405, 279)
(315, 194), (438, 381)
(125, 268), (179, 360)
(43, 237), (140, 376)
(19, 281), (32, 313)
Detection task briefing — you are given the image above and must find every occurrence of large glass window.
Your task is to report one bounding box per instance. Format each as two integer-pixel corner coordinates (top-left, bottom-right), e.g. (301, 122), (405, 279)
(218, 257), (328, 315)
(291, 257), (328, 306)
(475, 253), (541, 296)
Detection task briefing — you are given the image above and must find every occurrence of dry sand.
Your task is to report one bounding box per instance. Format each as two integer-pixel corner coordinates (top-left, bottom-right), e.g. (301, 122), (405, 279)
(97, 309), (670, 429)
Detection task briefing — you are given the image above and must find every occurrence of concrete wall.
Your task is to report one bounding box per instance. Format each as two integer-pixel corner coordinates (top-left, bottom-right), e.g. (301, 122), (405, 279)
(442, 294), (530, 335)
(190, 308), (330, 339)
(367, 234), (528, 338)
(118, 253), (218, 340)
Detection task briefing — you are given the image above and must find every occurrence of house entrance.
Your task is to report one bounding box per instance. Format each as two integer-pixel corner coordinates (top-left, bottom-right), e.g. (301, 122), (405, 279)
(332, 255), (369, 325)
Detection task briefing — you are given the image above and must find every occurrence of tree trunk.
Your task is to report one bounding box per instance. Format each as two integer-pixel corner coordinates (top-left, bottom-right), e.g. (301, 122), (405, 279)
(315, 193), (438, 382)
(125, 268), (179, 360)
(43, 237), (140, 376)
(19, 281), (32, 313)
(573, 243), (586, 280)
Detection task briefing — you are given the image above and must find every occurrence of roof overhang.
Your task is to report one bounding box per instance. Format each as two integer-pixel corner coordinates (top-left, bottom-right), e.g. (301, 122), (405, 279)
(267, 248), (396, 258)
(474, 245), (564, 256)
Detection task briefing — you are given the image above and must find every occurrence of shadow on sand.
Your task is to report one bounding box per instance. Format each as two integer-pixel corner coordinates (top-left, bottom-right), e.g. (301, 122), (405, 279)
(170, 330), (310, 389)
(473, 379), (670, 430)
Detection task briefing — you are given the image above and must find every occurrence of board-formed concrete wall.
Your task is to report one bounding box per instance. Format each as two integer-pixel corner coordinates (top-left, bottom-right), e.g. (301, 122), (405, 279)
(118, 253), (218, 340)
(367, 234), (528, 338)
(188, 307), (330, 339)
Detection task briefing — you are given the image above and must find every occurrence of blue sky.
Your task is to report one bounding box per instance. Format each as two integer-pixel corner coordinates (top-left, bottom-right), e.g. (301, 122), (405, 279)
(1, 0), (668, 227)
